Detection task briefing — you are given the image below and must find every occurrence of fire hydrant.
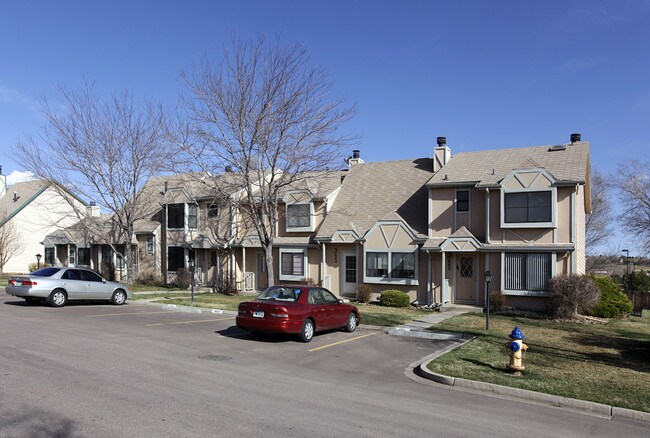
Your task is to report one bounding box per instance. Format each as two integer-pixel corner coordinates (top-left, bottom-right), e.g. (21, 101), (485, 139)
(506, 326), (528, 374)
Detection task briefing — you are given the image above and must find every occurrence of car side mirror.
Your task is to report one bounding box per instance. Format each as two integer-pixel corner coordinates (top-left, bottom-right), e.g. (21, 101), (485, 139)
(103, 279), (107, 283)
(338, 299), (344, 304)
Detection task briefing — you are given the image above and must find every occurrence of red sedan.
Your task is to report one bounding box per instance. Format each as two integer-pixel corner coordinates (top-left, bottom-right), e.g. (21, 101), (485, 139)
(236, 286), (360, 342)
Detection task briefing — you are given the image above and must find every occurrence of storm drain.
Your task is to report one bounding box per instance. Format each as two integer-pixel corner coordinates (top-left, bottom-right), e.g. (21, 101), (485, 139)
(198, 354), (231, 361)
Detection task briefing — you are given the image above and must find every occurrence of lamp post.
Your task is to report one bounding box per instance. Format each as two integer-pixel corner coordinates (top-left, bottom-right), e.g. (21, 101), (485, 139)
(35, 253), (42, 270)
(622, 249), (630, 291)
(485, 270), (492, 330)
(189, 257), (195, 303)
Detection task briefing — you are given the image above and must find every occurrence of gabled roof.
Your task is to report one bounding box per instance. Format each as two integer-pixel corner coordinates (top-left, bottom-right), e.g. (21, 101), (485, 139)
(316, 158), (433, 240)
(427, 142), (589, 187)
(0, 179), (86, 227)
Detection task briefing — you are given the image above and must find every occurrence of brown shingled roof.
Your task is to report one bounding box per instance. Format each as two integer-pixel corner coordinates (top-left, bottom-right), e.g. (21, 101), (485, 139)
(427, 142), (589, 187)
(316, 158), (433, 239)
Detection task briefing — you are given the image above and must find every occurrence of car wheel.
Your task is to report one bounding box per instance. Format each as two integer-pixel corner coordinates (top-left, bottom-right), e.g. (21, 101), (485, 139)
(111, 290), (127, 305)
(49, 289), (67, 308)
(299, 318), (315, 343)
(24, 297), (43, 305)
(344, 312), (357, 332)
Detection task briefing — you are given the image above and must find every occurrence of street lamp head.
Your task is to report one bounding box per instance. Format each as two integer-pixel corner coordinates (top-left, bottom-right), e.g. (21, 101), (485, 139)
(188, 259), (195, 269)
(485, 270), (492, 283)
(35, 253), (42, 261)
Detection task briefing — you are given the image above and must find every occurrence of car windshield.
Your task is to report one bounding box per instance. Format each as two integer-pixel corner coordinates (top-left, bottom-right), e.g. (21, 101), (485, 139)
(29, 267), (62, 277)
(257, 287), (301, 302)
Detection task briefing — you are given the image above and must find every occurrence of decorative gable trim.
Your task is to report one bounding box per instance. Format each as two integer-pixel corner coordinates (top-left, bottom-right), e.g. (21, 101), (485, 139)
(440, 235), (482, 252)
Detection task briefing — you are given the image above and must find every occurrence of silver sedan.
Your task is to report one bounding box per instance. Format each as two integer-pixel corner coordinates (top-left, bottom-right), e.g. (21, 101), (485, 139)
(6, 267), (133, 307)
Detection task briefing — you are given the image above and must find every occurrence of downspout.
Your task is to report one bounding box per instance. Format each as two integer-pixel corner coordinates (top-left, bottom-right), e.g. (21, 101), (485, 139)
(320, 242), (326, 288)
(426, 250), (432, 305)
(571, 184), (578, 274)
(485, 188), (491, 244)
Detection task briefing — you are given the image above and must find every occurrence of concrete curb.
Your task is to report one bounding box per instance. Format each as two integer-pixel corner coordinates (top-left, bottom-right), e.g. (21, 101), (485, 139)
(136, 299), (237, 316)
(416, 344), (650, 423)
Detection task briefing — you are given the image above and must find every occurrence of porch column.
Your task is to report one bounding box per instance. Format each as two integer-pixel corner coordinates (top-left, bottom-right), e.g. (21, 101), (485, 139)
(321, 242), (326, 287)
(242, 246), (247, 291)
(426, 251), (432, 305)
(441, 251), (448, 303)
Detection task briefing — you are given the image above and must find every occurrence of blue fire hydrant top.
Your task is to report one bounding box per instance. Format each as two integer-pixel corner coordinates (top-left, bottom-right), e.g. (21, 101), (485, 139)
(509, 326), (525, 340)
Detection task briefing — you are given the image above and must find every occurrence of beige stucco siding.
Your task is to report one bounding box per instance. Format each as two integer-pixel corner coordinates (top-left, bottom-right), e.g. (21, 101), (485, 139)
(556, 187), (571, 243)
(575, 185), (586, 274)
(4, 187), (82, 273)
(429, 188), (454, 236)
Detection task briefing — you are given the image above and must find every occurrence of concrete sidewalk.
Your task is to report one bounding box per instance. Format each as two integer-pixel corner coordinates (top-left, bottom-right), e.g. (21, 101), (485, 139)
(387, 305), (481, 340)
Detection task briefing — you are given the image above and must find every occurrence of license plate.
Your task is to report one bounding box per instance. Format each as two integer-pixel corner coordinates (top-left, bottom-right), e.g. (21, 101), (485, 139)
(253, 310), (264, 318)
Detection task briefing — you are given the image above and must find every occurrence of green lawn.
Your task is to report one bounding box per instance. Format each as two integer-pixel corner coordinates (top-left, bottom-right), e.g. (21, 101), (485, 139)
(427, 313), (650, 413)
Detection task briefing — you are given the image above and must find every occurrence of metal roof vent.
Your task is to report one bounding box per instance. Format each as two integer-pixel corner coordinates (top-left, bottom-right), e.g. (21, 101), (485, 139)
(570, 133), (581, 143)
(437, 136), (446, 146)
(548, 144), (567, 152)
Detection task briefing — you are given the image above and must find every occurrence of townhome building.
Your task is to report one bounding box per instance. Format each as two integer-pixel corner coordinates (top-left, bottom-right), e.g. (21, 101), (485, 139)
(0, 173), (85, 274)
(41, 134), (590, 310)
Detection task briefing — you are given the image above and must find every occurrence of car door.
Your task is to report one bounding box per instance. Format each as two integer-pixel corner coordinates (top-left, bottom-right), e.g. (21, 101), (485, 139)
(81, 270), (110, 299)
(307, 288), (330, 330)
(321, 289), (348, 328)
(60, 269), (87, 299)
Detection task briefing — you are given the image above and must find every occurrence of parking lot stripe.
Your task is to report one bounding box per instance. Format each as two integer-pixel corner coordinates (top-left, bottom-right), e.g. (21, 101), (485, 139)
(308, 332), (377, 352)
(86, 311), (173, 317)
(145, 317), (233, 327)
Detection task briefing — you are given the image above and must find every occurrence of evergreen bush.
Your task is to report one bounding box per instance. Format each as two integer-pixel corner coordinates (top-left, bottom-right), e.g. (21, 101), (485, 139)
(379, 289), (410, 308)
(587, 275), (633, 318)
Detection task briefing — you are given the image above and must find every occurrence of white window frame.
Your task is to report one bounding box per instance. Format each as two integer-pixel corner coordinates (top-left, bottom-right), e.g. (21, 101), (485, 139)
(188, 203), (199, 229)
(500, 188), (557, 229)
(285, 202), (315, 232)
(279, 248), (308, 281)
(146, 236), (154, 255)
(502, 252), (556, 296)
(363, 248), (419, 285)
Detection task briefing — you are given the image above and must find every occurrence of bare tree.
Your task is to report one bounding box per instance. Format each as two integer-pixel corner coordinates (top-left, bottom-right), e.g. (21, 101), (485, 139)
(16, 83), (172, 282)
(0, 222), (23, 275)
(614, 158), (650, 255)
(586, 168), (613, 251)
(177, 36), (356, 287)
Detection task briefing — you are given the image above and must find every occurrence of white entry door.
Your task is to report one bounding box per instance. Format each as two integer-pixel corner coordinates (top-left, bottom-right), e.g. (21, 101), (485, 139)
(341, 252), (358, 297)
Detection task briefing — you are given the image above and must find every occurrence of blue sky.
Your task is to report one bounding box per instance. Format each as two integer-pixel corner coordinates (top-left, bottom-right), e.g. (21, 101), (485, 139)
(1, 0), (648, 252)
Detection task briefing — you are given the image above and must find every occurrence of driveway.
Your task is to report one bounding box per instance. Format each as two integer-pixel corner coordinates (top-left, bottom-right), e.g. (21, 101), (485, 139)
(1, 294), (647, 437)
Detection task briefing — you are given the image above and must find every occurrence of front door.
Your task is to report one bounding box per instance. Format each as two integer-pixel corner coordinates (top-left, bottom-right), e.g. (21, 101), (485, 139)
(340, 252), (358, 297)
(455, 254), (477, 303)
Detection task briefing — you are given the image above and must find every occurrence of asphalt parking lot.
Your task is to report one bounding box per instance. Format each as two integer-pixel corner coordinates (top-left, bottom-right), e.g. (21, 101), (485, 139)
(4, 292), (649, 437)
(0, 292), (454, 387)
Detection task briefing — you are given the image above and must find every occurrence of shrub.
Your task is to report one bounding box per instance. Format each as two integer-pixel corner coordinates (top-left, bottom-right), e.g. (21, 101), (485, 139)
(27, 262), (50, 273)
(625, 270), (650, 293)
(356, 284), (373, 303)
(379, 289), (410, 308)
(489, 291), (506, 312)
(547, 274), (600, 319)
(135, 271), (164, 286)
(174, 268), (192, 289)
(587, 275), (633, 318)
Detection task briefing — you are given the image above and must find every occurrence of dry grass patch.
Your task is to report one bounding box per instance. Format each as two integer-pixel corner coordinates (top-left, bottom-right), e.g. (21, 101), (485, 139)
(427, 313), (650, 412)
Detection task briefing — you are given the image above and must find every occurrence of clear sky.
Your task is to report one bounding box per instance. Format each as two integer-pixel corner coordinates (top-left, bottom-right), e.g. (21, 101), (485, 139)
(1, 1), (648, 252)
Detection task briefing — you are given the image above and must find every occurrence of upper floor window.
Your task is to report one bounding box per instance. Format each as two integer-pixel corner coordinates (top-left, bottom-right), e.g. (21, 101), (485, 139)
(207, 203), (219, 218)
(456, 190), (469, 212)
(168, 204), (184, 229)
(188, 204), (198, 229)
(286, 203), (314, 232)
(505, 191), (551, 223)
(146, 236), (154, 254)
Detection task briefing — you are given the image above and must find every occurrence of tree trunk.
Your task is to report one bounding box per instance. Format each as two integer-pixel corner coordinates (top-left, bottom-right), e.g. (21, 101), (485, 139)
(264, 244), (275, 287)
